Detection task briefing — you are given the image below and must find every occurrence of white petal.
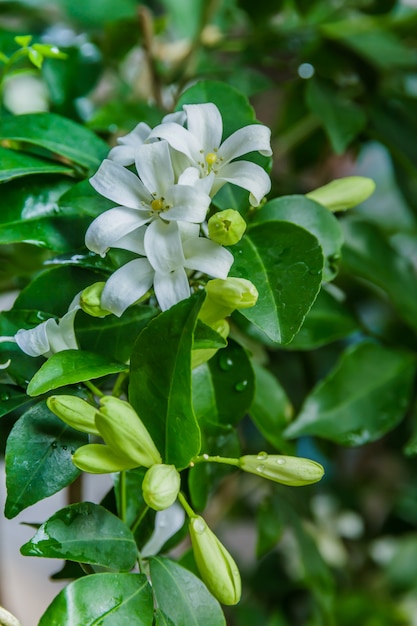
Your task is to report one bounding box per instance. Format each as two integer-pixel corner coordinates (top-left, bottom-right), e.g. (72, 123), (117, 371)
(179, 222), (200, 242)
(141, 502), (185, 557)
(153, 267), (190, 311)
(101, 258), (154, 317)
(218, 124), (272, 163)
(183, 237), (234, 278)
(178, 167), (215, 196)
(107, 124), (153, 165)
(47, 311), (78, 353)
(184, 103), (223, 152)
(144, 220), (185, 274)
(164, 184), (210, 223)
(147, 123), (201, 163)
(109, 225), (147, 255)
(107, 145), (136, 166)
(15, 321), (51, 357)
(162, 111), (187, 125)
(135, 141), (174, 196)
(85, 207), (150, 256)
(213, 160), (271, 206)
(119, 122), (152, 146)
(90, 159), (150, 207)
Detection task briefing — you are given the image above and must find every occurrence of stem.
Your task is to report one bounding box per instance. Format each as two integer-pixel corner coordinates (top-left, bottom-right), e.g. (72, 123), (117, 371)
(138, 6), (163, 108)
(190, 454), (240, 467)
(131, 505), (149, 535)
(178, 491), (195, 519)
(112, 371), (128, 398)
(84, 380), (104, 398)
(119, 471), (127, 524)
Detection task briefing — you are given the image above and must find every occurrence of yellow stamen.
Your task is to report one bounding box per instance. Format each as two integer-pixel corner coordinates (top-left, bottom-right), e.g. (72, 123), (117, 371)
(205, 152), (217, 166)
(151, 198), (164, 212)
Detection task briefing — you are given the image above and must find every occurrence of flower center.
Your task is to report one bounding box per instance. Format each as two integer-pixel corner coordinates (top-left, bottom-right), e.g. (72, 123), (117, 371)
(151, 198), (164, 212)
(205, 152), (218, 166)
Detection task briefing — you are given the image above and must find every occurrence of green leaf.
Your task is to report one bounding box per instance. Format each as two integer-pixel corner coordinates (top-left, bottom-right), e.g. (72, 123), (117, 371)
(27, 350), (127, 396)
(256, 495), (286, 558)
(5, 401), (87, 518)
(341, 219), (417, 333)
(306, 80), (366, 154)
(284, 289), (359, 350)
(154, 609), (176, 626)
(129, 295), (203, 468)
(0, 383), (31, 418)
(158, 0), (204, 38)
(28, 47), (44, 68)
(249, 363), (294, 453)
(192, 339), (255, 432)
(21, 502), (137, 571)
(231, 221), (323, 343)
(38, 573), (153, 626)
(193, 319), (228, 350)
(149, 557), (226, 626)
(57, 178), (114, 217)
(253, 195), (343, 281)
(284, 341), (416, 445)
(0, 176), (72, 223)
(0, 146), (73, 182)
(0, 113), (109, 173)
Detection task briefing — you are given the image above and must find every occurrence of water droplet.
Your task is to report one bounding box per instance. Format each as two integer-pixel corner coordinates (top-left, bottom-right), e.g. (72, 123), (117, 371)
(51, 442), (57, 448)
(276, 458), (286, 465)
(62, 445), (67, 451)
(203, 453), (209, 460)
(219, 354), (234, 371)
(256, 464), (265, 473)
(1, 392), (10, 401)
(70, 450), (75, 455)
(257, 451), (268, 461)
(193, 518), (206, 534)
(235, 380), (248, 392)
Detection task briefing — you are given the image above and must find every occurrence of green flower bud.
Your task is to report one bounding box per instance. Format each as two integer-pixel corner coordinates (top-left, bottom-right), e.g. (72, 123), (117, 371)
(142, 464), (181, 510)
(199, 278), (258, 326)
(208, 209), (246, 245)
(189, 515), (241, 606)
(47, 395), (100, 436)
(72, 443), (138, 474)
(239, 453), (324, 486)
(96, 396), (162, 467)
(306, 176), (375, 212)
(80, 282), (112, 318)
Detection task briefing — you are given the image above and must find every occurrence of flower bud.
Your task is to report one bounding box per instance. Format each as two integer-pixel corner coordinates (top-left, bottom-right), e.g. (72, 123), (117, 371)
(208, 209), (246, 245)
(142, 464), (181, 510)
(80, 282), (112, 318)
(47, 395), (100, 436)
(72, 443), (138, 473)
(199, 278), (258, 327)
(96, 396), (161, 467)
(189, 515), (241, 605)
(239, 453), (324, 486)
(306, 176), (375, 212)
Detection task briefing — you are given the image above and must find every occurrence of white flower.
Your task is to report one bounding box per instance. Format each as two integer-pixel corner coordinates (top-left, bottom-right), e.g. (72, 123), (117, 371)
(108, 111), (187, 166)
(99, 221), (234, 316)
(147, 102), (272, 206)
(0, 293), (80, 365)
(86, 140), (211, 257)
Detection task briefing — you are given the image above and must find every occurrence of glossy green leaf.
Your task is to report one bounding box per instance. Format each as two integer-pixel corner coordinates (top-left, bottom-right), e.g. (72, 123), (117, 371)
(0, 176), (72, 224)
(57, 178), (114, 217)
(154, 609), (176, 626)
(0, 383), (31, 418)
(27, 350), (127, 396)
(341, 219), (417, 333)
(192, 339), (255, 432)
(129, 295), (203, 468)
(38, 573), (153, 626)
(284, 342), (416, 445)
(253, 195), (343, 281)
(285, 289), (359, 350)
(249, 363), (294, 453)
(5, 401), (87, 518)
(193, 320), (228, 350)
(231, 221), (323, 343)
(306, 80), (366, 154)
(0, 146), (73, 182)
(0, 113), (109, 173)
(149, 557), (226, 626)
(21, 502), (137, 571)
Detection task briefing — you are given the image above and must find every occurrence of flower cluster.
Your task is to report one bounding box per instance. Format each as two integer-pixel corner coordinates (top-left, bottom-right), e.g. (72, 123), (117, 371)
(86, 102), (272, 316)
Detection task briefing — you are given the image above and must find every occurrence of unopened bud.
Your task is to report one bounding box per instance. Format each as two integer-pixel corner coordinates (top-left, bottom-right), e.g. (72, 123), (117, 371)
(200, 277), (258, 326)
(208, 209), (246, 245)
(96, 396), (161, 467)
(239, 453), (324, 486)
(47, 395), (100, 435)
(189, 515), (241, 605)
(142, 464), (181, 510)
(72, 443), (138, 473)
(306, 176), (375, 212)
(80, 282), (112, 318)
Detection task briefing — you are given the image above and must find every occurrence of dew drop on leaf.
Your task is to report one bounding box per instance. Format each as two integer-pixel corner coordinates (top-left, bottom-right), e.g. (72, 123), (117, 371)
(257, 451), (268, 461)
(219, 354), (234, 371)
(235, 380), (248, 392)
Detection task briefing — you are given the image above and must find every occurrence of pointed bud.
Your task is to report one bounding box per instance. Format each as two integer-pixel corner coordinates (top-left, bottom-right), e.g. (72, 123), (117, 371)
(208, 209), (246, 245)
(96, 396), (162, 467)
(80, 282), (112, 318)
(72, 443), (138, 474)
(306, 176), (375, 212)
(189, 515), (241, 605)
(142, 464), (181, 511)
(200, 278), (258, 327)
(239, 453), (324, 486)
(47, 395), (100, 436)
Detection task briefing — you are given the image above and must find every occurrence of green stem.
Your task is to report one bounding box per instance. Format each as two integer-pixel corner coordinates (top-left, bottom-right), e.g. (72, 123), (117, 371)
(178, 491), (195, 519)
(130, 505), (149, 535)
(112, 371), (128, 398)
(190, 454), (240, 467)
(84, 380), (104, 398)
(119, 471), (127, 524)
